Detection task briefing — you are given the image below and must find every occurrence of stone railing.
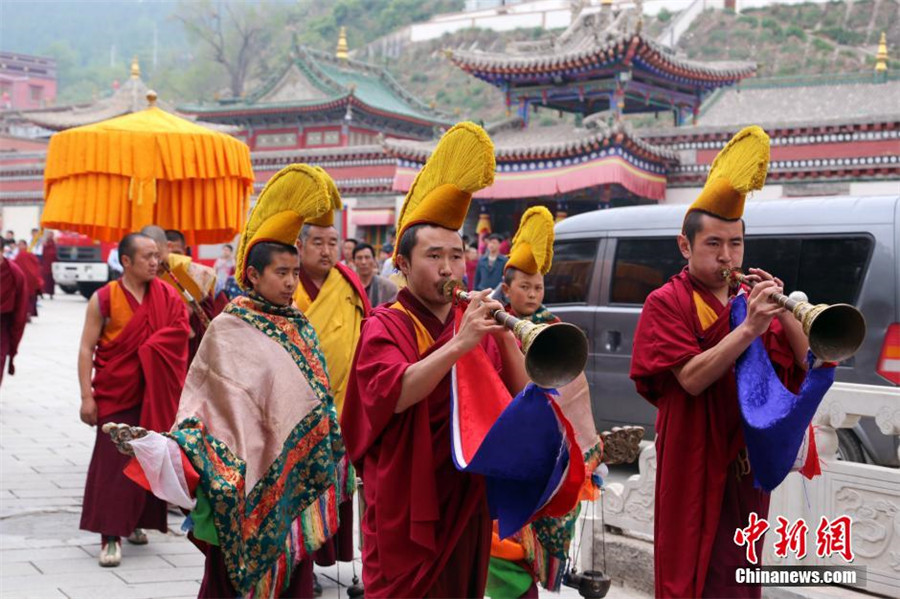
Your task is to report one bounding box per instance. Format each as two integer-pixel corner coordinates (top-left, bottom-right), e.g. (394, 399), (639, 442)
(595, 382), (900, 596)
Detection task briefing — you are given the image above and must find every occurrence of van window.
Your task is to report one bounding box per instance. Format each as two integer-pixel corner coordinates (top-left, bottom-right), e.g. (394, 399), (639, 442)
(744, 236), (872, 305)
(544, 240), (598, 304)
(611, 238), (686, 304)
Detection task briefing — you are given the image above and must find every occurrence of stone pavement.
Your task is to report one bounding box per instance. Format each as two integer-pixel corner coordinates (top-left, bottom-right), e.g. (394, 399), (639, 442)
(0, 293), (646, 599)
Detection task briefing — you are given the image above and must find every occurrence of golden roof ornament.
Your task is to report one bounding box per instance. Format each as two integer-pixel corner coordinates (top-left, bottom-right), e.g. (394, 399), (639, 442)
(131, 56), (141, 80)
(146, 90), (158, 107)
(336, 26), (349, 62)
(875, 32), (889, 73)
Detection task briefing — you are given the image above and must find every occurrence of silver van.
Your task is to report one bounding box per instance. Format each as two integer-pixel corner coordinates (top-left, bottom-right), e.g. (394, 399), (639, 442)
(546, 196), (900, 466)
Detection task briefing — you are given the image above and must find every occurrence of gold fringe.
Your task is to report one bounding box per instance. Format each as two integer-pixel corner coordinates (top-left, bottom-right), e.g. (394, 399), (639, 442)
(510, 206), (555, 274)
(706, 125), (770, 194)
(397, 122), (495, 234)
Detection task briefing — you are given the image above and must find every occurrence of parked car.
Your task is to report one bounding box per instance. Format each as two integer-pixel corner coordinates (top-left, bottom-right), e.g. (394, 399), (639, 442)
(546, 195), (900, 466)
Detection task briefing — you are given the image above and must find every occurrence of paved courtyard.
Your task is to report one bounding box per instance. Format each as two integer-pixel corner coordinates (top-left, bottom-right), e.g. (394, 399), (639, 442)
(0, 292), (644, 599)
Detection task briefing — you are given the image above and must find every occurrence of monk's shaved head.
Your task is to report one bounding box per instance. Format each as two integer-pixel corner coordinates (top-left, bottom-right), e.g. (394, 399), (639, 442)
(140, 225), (167, 245)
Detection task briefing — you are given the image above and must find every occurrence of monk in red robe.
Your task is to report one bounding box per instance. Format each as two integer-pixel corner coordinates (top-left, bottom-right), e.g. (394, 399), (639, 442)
(41, 233), (57, 298)
(14, 240), (42, 317)
(630, 126), (809, 599)
(77, 232), (190, 567)
(343, 221), (530, 598)
(0, 255), (29, 385)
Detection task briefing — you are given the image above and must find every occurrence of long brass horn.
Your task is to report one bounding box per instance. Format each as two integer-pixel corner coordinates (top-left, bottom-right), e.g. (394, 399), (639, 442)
(443, 280), (588, 388)
(724, 269), (866, 362)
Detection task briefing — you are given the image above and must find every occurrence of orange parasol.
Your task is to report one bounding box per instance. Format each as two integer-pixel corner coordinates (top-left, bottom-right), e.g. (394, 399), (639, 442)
(41, 92), (254, 245)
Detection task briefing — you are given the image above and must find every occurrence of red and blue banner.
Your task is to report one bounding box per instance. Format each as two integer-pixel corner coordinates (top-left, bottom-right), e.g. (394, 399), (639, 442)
(730, 295), (834, 492)
(450, 312), (584, 538)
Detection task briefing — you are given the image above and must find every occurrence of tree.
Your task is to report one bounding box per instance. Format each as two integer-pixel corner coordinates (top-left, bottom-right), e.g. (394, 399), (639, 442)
(174, 0), (281, 99)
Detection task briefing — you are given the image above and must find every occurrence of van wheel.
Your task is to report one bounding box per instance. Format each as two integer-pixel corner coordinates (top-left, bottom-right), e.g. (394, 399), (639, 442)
(836, 429), (866, 463)
(76, 282), (104, 300)
(60, 285), (78, 295)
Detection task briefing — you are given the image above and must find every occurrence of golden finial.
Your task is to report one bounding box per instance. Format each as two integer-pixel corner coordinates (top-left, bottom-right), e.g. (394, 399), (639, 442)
(131, 56), (141, 79)
(875, 32), (889, 73)
(146, 90), (158, 107)
(336, 26), (349, 61)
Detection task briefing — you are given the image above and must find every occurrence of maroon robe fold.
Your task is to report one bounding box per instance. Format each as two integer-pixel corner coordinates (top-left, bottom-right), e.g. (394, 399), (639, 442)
(342, 288), (499, 598)
(0, 258), (28, 382)
(82, 278), (190, 537)
(14, 251), (41, 316)
(630, 268), (804, 598)
(92, 278), (190, 431)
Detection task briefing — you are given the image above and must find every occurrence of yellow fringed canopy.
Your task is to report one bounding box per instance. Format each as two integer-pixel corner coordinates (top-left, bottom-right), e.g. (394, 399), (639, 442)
(41, 106), (254, 245)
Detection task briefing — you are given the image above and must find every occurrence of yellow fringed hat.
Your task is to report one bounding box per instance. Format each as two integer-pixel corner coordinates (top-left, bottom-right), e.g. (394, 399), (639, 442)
(505, 206), (555, 275)
(687, 125), (770, 221)
(235, 164), (331, 289)
(305, 167), (343, 228)
(394, 122), (496, 260)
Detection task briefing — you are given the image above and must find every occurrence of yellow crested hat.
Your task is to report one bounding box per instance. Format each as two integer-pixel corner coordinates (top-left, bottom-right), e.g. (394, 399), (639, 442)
(305, 167), (343, 228)
(235, 164), (330, 289)
(506, 206), (555, 275)
(687, 125), (770, 221)
(394, 121), (495, 260)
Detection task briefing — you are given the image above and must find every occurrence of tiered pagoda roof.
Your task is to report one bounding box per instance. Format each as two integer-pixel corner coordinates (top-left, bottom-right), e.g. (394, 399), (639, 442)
(385, 114), (677, 201)
(447, 6), (755, 119)
(13, 59), (234, 133)
(179, 46), (451, 134)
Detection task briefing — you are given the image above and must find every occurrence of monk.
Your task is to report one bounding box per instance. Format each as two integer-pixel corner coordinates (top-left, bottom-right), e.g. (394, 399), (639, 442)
(14, 240), (42, 317)
(0, 254), (28, 385)
(77, 232), (190, 567)
(630, 126), (809, 598)
(107, 164), (345, 598)
(291, 171), (370, 581)
(41, 231), (57, 298)
(140, 225), (217, 362)
(488, 207), (603, 597)
(342, 122), (530, 597)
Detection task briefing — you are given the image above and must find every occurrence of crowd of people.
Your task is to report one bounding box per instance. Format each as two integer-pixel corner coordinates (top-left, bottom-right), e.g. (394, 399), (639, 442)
(0, 227), (57, 384)
(4, 122), (822, 599)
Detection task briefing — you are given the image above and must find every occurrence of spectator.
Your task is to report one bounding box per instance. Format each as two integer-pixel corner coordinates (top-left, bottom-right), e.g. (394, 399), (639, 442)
(107, 247), (123, 279)
(353, 242), (398, 307)
(341, 237), (358, 270)
(465, 244), (478, 291)
(213, 244), (235, 295)
(3, 238), (18, 260)
(474, 233), (508, 291)
(379, 243), (395, 278)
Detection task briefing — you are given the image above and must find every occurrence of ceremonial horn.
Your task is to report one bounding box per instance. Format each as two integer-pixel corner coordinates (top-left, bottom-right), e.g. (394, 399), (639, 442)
(443, 280), (589, 388)
(723, 268), (866, 362)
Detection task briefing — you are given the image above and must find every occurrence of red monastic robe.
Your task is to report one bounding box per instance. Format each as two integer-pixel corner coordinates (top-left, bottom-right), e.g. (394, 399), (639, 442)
(92, 278), (191, 431)
(630, 268), (805, 598)
(41, 239), (57, 296)
(14, 251), (42, 316)
(342, 288), (501, 598)
(81, 278), (190, 537)
(0, 258), (29, 383)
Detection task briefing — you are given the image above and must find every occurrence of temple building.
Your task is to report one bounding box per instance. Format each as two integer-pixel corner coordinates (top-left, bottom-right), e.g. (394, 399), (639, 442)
(1, 9), (897, 244)
(176, 28), (451, 246)
(391, 0), (755, 232)
(644, 34), (899, 202)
